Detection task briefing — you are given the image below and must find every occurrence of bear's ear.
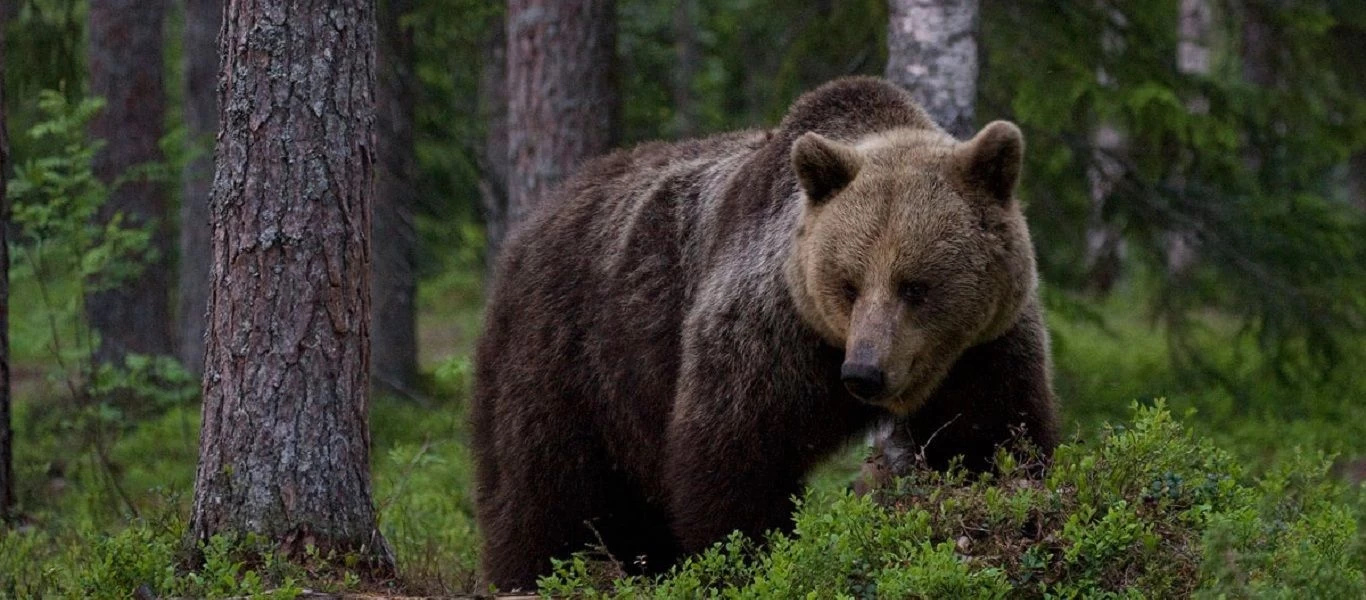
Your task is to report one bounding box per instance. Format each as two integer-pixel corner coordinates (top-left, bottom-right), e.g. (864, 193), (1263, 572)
(792, 132), (862, 205)
(952, 121), (1024, 206)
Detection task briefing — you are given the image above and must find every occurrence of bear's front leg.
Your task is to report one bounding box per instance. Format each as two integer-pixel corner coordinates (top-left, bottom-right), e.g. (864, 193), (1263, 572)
(886, 301), (1059, 473)
(663, 406), (806, 553)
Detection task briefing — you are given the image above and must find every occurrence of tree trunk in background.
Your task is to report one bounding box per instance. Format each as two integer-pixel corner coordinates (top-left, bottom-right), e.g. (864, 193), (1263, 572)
(187, 0), (393, 574)
(885, 0), (979, 139)
(874, 0), (982, 483)
(1166, 0), (1213, 277)
(178, 0), (220, 377)
(1084, 7), (1128, 294)
(1084, 124), (1127, 293)
(1329, 17), (1366, 211)
(0, 7), (14, 523)
(87, 0), (174, 362)
(505, 0), (619, 231)
(372, 0), (418, 392)
(671, 0), (699, 138)
(1350, 152), (1366, 212)
(1240, 1), (1276, 89)
(478, 18), (509, 268)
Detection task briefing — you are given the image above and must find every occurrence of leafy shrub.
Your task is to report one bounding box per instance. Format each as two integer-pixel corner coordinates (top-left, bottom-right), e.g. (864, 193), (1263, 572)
(540, 403), (1364, 598)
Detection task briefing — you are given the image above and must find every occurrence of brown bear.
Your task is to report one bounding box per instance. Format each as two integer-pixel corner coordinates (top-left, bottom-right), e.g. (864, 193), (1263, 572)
(472, 76), (1058, 591)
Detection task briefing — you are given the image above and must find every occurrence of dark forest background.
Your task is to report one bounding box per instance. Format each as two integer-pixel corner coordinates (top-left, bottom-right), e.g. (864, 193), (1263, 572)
(1, 0), (1365, 597)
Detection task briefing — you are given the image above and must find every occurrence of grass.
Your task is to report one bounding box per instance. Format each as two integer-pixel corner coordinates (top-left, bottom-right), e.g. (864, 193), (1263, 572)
(2, 272), (1364, 598)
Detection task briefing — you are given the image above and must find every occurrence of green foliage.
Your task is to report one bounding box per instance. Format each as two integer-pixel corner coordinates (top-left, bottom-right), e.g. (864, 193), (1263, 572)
(5, 91), (197, 526)
(982, 1), (1366, 384)
(6, 90), (158, 359)
(539, 404), (1363, 598)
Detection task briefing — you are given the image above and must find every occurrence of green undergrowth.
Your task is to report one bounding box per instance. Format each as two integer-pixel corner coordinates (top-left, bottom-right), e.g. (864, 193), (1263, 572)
(0, 359), (482, 599)
(4, 295), (1366, 597)
(540, 403), (1366, 599)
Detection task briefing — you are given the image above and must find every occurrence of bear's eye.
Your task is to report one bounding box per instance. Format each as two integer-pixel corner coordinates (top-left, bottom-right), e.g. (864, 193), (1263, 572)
(898, 280), (931, 305)
(841, 281), (859, 303)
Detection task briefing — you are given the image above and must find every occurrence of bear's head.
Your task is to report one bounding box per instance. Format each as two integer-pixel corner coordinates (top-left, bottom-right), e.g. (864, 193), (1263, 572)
(785, 121), (1038, 415)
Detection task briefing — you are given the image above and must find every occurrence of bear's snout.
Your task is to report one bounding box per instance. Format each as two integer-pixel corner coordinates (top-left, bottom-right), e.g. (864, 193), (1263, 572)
(841, 362), (887, 400)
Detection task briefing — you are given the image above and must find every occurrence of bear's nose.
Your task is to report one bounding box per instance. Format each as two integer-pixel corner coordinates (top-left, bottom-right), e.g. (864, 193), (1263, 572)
(841, 363), (886, 400)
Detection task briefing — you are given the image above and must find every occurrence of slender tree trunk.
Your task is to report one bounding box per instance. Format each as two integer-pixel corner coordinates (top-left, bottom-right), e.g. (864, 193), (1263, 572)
(1350, 152), (1366, 212)
(504, 0), (619, 230)
(1334, 23), (1366, 211)
(188, 0), (393, 574)
(1240, 1), (1275, 89)
(87, 0), (174, 362)
(885, 0), (980, 139)
(1166, 0), (1213, 276)
(1084, 7), (1128, 294)
(671, 0), (699, 138)
(1085, 124), (1127, 293)
(178, 0), (220, 377)
(478, 17), (509, 268)
(0, 6), (15, 523)
(372, 0), (418, 392)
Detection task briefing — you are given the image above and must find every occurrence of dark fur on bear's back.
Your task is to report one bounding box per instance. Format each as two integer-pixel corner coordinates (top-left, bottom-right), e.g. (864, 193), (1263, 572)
(473, 77), (1058, 591)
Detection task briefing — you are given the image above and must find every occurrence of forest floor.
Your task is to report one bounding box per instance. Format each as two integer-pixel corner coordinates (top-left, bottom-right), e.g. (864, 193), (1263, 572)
(2, 274), (1365, 597)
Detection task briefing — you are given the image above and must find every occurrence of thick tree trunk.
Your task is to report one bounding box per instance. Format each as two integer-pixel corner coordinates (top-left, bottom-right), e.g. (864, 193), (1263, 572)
(188, 0), (393, 574)
(177, 0), (220, 377)
(504, 0), (619, 231)
(671, 0), (699, 138)
(885, 0), (979, 139)
(0, 7), (14, 522)
(478, 19), (509, 267)
(87, 0), (174, 362)
(372, 0), (418, 392)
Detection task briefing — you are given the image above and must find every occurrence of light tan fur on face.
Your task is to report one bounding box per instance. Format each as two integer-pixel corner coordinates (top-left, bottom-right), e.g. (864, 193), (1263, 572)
(786, 122), (1037, 415)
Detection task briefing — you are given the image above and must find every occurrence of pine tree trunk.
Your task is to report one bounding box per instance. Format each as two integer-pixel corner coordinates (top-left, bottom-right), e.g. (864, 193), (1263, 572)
(372, 0), (418, 392)
(87, 0), (174, 362)
(187, 0), (393, 573)
(671, 0), (699, 138)
(478, 18), (509, 267)
(0, 6), (14, 522)
(885, 0), (980, 139)
(1084, 123), (1127, 293)
(1084, 7), (1128, 294)
(1165, 0), (1213, 277)
(177, 0), (220, 377)
(505, 0), (619, 231)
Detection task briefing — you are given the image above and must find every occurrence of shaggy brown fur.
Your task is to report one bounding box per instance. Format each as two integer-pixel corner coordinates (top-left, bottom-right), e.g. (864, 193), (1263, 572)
(472, 76), (1058, 592)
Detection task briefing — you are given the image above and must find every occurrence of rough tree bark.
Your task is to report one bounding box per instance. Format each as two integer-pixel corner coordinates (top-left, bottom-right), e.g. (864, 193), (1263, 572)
(372, 0), (418, 392)
(478, 17), (509, 267)
(177, 0), (220, 377)
(505, 0), (619, 231)
(0, 6), (14, 523)
(87, 0), (174, 362)
(187, 0), (393, 573)
(885, 0), (980, 139)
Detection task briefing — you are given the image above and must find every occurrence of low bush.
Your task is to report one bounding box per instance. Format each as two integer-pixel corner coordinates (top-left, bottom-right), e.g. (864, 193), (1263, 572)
(540, 403), (1366, 598)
